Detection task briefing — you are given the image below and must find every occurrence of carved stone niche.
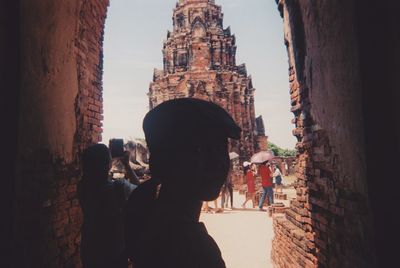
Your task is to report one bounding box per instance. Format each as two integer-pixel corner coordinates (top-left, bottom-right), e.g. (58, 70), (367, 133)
(192, 19), (206, 39)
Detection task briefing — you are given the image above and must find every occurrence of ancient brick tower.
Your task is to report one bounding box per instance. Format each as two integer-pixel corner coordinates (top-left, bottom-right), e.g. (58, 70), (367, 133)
(149, 0), (265, 159)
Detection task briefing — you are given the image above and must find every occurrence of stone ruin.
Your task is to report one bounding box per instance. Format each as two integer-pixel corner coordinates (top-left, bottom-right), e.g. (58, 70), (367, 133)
(272, 156), (296, 176)
(5, 0), (398, 267)
(148, 0), (268, 161)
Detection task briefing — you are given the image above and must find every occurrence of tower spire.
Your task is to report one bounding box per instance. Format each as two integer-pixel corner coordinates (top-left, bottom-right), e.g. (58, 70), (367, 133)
(179, 0), (211, 5)
(149, 0), (263, 160)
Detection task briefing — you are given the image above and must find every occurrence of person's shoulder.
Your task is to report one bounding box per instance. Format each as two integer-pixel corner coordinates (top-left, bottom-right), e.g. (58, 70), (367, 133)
(154, 222), (225, 268)
(170, 222), (221, 251)
(191, 223), (226, 267)
(112, 178), (132, 187)
(109, 179), (126, 196)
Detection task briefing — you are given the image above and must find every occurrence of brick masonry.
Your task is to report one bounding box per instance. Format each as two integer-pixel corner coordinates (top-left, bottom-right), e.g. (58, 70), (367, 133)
(148, 0), (267, 160)
(271, 1), (374, 267)
(274, 192), (288, 200)
(16, 0), (109, 267)
(74, 0), (108, 150)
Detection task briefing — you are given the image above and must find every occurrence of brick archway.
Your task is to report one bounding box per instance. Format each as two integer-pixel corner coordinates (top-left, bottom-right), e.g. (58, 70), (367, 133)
(8, 0), (399, 267)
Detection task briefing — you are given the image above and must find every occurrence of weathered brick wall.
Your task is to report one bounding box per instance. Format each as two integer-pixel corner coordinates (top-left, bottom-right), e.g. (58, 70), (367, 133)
(75, 0), (109, 151)
(271, 0), (374, 267)
(15, 0), (108, 266)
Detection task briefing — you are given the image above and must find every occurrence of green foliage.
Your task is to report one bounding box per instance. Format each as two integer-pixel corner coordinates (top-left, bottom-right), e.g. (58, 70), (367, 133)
(268, 142), (296, 157)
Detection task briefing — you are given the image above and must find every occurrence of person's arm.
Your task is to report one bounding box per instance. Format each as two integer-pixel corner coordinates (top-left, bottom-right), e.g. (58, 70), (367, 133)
(267, 166), (273, 181)
(121, 151), (140, 185)
(119, 178), (137, 200)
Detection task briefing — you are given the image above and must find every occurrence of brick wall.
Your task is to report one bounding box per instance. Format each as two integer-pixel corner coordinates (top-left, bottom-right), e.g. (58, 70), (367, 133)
(74, 0), (109, 151)
(271, 1), (374, 267)
(15, 0), (109, 266)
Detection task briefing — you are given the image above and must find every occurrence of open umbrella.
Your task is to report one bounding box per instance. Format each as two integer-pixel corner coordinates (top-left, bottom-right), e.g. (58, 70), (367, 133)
(250, 150), (275, 164)
(229, 152), (239, 160)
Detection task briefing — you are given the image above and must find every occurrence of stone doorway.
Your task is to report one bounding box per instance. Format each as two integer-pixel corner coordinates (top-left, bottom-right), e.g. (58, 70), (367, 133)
(7, 0), (398, 267)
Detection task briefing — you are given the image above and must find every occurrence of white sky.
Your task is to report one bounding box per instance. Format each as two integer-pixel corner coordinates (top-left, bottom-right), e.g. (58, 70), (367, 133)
(102, 0), (296, 149)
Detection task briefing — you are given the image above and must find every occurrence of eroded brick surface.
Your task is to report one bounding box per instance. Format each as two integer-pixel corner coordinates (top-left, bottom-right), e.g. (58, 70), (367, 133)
(271, 1), (374, 267)
(16, 1), (109, 267)
(148, 0), (266, 159)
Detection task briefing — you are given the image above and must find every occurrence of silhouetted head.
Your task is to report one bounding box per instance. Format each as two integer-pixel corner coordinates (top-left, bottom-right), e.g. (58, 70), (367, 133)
(143, 98), (241, 201)
(82, 143), (111, 183)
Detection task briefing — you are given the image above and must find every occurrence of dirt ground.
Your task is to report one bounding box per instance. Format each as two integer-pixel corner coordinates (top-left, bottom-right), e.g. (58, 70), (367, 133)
(200, 192), (275, 268)
(200, 177), (296, 268)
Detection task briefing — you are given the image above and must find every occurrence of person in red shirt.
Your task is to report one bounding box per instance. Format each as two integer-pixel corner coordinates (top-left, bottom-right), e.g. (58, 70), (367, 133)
(258, 161), (274, 211)
(241, 164), (256, 208)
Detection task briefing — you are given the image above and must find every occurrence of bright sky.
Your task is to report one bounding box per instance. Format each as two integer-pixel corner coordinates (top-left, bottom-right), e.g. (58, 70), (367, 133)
(102, 0), (296, 149)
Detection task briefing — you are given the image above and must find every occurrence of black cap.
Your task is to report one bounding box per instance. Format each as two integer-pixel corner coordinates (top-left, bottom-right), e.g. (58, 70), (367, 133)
(143, 98), (241, 151)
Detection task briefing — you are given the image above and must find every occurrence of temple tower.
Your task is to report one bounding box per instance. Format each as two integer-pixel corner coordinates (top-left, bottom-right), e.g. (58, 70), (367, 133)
(149, 0), (265, 160)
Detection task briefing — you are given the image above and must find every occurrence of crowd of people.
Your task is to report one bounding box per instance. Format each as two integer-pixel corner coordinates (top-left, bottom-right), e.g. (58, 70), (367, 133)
(77, 98), (241, 268)
(77, 98), (287, 267)
(242, 161), (283, 211)
(202, 160), (284, 213)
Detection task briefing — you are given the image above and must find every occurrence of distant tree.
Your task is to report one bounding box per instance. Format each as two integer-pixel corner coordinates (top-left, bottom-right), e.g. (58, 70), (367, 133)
(268, 142), (281, 156)
(282, 149), (296, 157)
(268, 142), (296, 157)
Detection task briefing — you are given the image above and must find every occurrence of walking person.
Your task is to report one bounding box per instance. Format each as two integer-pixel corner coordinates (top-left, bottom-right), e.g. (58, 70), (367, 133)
(202, 199), (221, 213)
(273, 165), (283, 193)
(220, 170), (234, 210)
(258, 161), (273, 211)
(241, 163), (256, 208)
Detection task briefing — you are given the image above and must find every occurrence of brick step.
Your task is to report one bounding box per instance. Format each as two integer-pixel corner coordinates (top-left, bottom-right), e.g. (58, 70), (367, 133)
(274, 192), (288, 200)
(267, 202), (287, 217)
(268, 206), (288, 216)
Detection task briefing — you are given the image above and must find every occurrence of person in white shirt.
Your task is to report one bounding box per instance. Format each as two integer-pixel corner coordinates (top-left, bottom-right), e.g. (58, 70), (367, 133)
(273, 165), (283, 193)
